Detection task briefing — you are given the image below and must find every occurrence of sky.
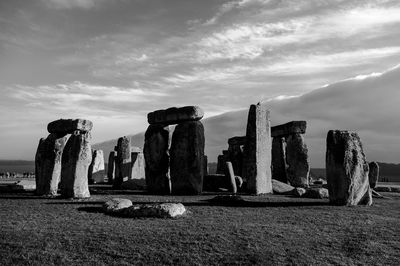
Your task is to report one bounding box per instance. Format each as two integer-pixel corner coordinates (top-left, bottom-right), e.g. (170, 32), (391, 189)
(1, 0), (400, 160)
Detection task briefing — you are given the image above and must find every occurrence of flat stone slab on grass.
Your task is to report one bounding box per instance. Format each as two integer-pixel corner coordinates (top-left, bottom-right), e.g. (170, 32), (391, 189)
(8, 180), (36, 192)
(47, 119), (93, 134)
(272, 179), (294, 194)
(103, 198), (133, 213)
(147, 106), (204, 125)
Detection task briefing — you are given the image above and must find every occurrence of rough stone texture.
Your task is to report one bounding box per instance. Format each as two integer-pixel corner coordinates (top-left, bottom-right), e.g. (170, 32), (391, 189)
(9, 180), (36, 191)
(272, 179), (294, 194)
(326, 130), (372, 206)
(271, 121), (306, 138)
(88, 149), (105, 184)
(121, 203), (186, 218)
(271, 137), (288, 183)
(293, 187), (306, 197)
(103, 198), (133, 213)
(113, 136), (131, 189)
(47, 119), (93, 134)
(203, 155), (208, 176)
(226, 162), (237, 193)
(216, 153), (229, 174)
(285, 133), (310, 187)
(107, 151), (116, 184)
(131, 149), (145, 180)
(368, 161), (379, 189)
(242, 102), (272, 194)
(144, 124), (171, 194)
(35, 134), (67, 196)
(120, 179), (146, 190)
(60, 131), (92, 198)
(303, 188), (329, 199)
(170, 121), (205, 195)
(228, 136), (245, 177)
(148, 106), (204, 125)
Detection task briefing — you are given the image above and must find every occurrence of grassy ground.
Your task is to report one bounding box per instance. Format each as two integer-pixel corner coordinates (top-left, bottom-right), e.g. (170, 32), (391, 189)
(0, 187), (399, 266)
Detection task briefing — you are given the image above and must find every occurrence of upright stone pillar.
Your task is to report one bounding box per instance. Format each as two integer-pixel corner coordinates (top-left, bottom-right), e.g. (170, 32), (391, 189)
(271, 137), (288, 183)
(35, 134), (67, 196)
(170, 121), (205, 195)
(228, 136), (246, 177)
(60, 131), (92, 198)
(203, 155), (208, 176)
(144, 124), (170, 194)
(326, 130), (372, 206)
(242, 102), (272, 194)
(88, 149), (105, 184)
(368, 161), (379, 189)
(35, 138), (45, 194)
(113, 136), (131, 189)
(131, 147), (145, 180)
(107, 151), (116, 184)
(285, 134), (309, 187)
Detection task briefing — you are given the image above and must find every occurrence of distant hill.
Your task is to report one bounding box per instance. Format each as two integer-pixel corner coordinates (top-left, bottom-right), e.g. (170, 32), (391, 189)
(0, 160), (35, 173)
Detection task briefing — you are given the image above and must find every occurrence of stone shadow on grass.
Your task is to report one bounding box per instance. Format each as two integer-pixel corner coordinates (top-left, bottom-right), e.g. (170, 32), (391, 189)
(77, 206), (104, 213)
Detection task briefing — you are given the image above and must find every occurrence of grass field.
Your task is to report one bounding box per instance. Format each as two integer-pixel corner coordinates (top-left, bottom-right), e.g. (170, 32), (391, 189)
(0, 187), (399, 265)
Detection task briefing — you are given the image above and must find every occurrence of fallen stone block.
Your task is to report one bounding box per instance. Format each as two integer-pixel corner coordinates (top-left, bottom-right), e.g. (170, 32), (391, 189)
(272, 179), (294, 194)
(120, 178), (146, 190)
(47, 119), (93, 134)
(303, 188), (329, 199)
(121, 203), (186, 218)
(292, 187), (306, 197)
(103, 198), (133, 213)
(8, 180), (36, 192)
(147, 106), (204, 125)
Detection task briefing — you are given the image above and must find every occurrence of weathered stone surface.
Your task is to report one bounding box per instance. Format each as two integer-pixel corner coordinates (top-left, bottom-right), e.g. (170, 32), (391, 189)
(113, 136), (131, 189)
(120, 178), (146, 190)
(368, 161), (379, 189)
(216, 154), (229, 174)
(9, 180), (36, 191)
(303, 188), (329, 199)
(148, 106), (204, 125)
(60, 131), (92, 198)
(35, 134), (67, 196)
(228, 136), (245, 177)
(107, 151), (116, 184)
(226, 162), (237, 193)
(271, 137), (288, 183)
(144, 124), (171, 194)
(326, 130), (372, 206)
(293, 187), (306, 197)
(121, 203), (186, 218)
(88, 149), (105, 184)
(131, 149), (145, 180)
(242, 102), (272, 194)
(103, 198), (132, 213)
(272, 179), (294, 194)
(47, 119), (93, 134)
(170, 121), (205, 195)
(271, 121), (306, 138)
(203, 155), (208, 176)
(285, 133), (310, 187)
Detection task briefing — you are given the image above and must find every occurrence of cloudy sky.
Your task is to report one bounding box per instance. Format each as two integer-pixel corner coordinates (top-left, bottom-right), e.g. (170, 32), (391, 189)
(1, 0), (400, 161)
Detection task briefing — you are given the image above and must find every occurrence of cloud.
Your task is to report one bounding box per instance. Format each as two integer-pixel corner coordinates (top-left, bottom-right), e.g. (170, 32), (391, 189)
(41, 0), (101, 9)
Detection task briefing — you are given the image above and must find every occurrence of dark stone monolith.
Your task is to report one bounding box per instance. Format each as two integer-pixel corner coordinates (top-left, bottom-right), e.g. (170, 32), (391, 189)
(271, 137), (288, 183)
(271, 121), (306, 137)
(107, 151), (116, 184)
(228, 136), (245, 177)
(88, 149), (105, 184)
(326, 130), (372, 206)
(144, 124), (171, 194)
(60, 131), (92, 198)
(285, 133), (310, 187)
(113, 136), (131, 189)
(35, 134), (67, 196)
(170, 121), (205, 195)
(48, 119), (93, 134)
(242, 102), (272, 194)
(368, 161), (379, 189)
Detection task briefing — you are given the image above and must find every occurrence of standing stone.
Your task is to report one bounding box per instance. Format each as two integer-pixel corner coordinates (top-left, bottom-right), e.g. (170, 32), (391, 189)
(216, 154), (226, 174)
(203, 155), (208, 176)
(368, 162), (379, 189)
(131, 147), (145, 180)
(228, 136), (246, 177)
(226, 162), (237, 194)
(60, 131), (92, 198)
(35, 134), (67, 196)
(242, 102), (272, 194)
(170, 121), (205, 195)
(113, 136), (131, 189)
(285, 134), (310, 187)
(107, 151), (116, 184)
(271, 137), (288, 183)
(144, 124), (171, 194)
(88, 149), (105, 184)
(326, 130), (372, 206)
